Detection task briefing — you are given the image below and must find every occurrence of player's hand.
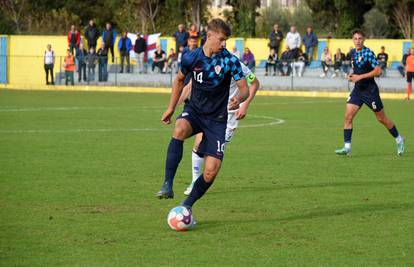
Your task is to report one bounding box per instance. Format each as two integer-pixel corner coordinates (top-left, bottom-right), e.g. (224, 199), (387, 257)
(236, 105), (247, 120)
(348, 74), (361, 83)
(161, 108), (174, 124)
(228, 97), (240, 110)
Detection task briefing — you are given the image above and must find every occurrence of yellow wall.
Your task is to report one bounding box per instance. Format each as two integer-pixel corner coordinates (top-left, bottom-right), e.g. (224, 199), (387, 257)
(5, 34), (413, 85)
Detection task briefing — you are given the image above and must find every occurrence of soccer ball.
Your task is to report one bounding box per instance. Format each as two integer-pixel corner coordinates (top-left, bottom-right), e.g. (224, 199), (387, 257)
(167, 206), (194, 231)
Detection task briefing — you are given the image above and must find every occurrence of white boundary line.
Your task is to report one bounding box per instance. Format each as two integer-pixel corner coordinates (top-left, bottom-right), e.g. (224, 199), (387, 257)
(0, 115), (285, 134)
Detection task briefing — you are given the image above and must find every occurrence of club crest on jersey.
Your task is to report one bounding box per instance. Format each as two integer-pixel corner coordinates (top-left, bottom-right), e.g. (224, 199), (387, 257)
(214, 65), (222, 75)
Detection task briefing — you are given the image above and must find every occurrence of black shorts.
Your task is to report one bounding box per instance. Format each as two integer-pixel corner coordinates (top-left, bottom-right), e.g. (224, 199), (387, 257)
(347, 82), (384, 112)
(177, 106), (226, 160)
(407, 72), (414, 83)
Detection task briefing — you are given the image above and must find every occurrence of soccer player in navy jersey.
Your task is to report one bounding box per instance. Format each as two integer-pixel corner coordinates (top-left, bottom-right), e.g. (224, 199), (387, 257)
(335, 30), (405, 156)
(156, 19), (249, 209)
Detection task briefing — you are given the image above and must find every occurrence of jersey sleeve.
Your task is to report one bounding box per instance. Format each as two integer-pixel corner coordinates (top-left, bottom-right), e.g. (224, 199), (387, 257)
(240, 62), (256, 84)
(180, 53), (191, 76)
(366, 49), (379, 68)
(229, 55), (245, 81)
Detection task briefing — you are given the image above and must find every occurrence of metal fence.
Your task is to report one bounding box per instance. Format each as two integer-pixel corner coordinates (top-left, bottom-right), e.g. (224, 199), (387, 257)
(3, 55), (407, 92)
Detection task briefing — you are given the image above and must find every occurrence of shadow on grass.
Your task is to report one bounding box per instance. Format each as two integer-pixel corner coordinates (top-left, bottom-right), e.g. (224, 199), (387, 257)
(199, 202), (414, 230)
(210, 180), (410, 195)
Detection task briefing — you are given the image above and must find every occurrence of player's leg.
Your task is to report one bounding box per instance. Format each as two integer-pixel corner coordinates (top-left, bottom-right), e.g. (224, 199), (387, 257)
(157, 118), (193, 199)
(335, 103), (361, 155)
(182, 155), (222, 207)
(374, 109), (405, 156)
(184, 133), (204, 195)
(406, 73), (413, 100)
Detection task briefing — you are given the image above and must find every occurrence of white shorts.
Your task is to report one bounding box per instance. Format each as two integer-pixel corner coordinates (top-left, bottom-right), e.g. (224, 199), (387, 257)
(226, 111), (239, 143)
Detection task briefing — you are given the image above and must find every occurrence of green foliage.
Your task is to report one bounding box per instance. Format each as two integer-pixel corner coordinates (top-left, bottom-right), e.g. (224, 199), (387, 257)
(225, 0), (259, 37)
(256, 1), (314, 38)
(363, 8), (388, 38)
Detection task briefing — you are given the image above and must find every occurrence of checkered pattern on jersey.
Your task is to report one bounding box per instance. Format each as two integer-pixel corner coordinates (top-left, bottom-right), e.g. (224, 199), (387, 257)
(351, 46), (379, 74)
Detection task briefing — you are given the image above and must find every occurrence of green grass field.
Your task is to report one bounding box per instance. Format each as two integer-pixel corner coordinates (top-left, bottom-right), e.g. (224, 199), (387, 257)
(1, 89), (413, 266)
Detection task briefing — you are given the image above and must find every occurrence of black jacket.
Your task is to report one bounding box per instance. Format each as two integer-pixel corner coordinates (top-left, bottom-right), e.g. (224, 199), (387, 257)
(134, 37), (147, 53)
(85, 25), (100, 45)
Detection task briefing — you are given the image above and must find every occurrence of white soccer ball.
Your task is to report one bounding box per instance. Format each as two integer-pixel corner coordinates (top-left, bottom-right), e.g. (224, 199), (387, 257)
(167, 206), (194, 231)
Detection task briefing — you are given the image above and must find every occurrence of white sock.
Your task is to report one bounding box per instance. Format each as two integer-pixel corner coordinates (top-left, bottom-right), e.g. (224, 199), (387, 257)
(395, 135), (403, 144)
(344, 142), (351, 150)
(192, 151), (204, 183)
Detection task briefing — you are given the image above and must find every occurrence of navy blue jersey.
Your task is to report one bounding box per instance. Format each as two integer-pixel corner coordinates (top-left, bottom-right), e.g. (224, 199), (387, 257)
(180, 47), (244, 121)
(350, 46), (379, 87)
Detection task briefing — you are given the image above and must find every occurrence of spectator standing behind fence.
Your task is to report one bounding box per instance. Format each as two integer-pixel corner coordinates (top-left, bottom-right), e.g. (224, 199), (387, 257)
(97, 43), (108, 82)
(173, 24), (189, 55)
(200, 25), (207, 46)
(265, 48), (278, 76)
(134, 33), (147, 74)
(231, 46), (241, 59)
(302, 26), (318, 64)
(268, 24), (283, 57)
(286, 25), (301, 58)
(44, 44), (55, 85)
(242, 47), (255, 72)
(85, 20), (100, 51)
(342, 47), (353, 77)
(292, 49), (307, 77)
(86, 48), (97, 82)
(320, 47), (332, 78)
(405, 48), (414, 100)
(278, 45), (293, 76)
(76, 43), (87, 82)
(187, 36), (198, 51)
(166, 48), (177, 73)
(64, 49), (75, 85)
(188, 24), (199, 39)
(377, 46), (388, 77)
(398, 48), (410, 77)
(67, 25), (80, 55)
(177, 45), (184, 71)
(102, 23), (116, 63)
(152, 45), (166, 73)
(118, 31), (132, 73)
(332, 48), (345, 78)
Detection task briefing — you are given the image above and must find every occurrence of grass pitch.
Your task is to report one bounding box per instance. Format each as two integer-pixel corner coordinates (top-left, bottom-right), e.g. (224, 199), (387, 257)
(0, 89), (413, 266)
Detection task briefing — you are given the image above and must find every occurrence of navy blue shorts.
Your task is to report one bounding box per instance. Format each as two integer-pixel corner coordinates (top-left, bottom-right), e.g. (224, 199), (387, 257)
(347, 82), (384, 112)
(177, 107), (226, 160)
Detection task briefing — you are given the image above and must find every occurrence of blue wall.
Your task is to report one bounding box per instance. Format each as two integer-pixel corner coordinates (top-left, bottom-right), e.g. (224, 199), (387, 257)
(0, 36), (7, 84)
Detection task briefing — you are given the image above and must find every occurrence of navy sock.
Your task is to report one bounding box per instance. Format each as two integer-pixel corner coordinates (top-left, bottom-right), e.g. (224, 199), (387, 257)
(163, 138), (183, 190)
(182, 175), (212, 207)
(344, 129), (353, 143)
(388, 126), (399, 138)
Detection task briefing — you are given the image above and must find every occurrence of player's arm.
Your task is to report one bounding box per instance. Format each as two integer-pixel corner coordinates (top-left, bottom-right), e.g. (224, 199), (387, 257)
(348, 66), (381, 83)
(236, 75), (260, 120)
(229, 79), (249, 110)
(177, 79), (192, 105)
(161, 70), (186, 124)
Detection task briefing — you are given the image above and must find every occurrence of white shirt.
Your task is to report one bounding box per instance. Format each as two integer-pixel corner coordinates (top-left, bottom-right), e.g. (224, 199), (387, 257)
(44, 50), (54, 65)
(228, 62), (252, 113)
(286, 32), (301, 50)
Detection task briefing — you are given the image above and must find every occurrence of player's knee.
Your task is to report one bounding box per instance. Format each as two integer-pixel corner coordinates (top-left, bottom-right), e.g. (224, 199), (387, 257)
(203, 168), (218, 183)
(172, 127), (187, 139)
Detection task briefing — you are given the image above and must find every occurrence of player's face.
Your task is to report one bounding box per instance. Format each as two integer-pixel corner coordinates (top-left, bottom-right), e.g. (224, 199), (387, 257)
(352, 33), (364, 50)
(207, 31), (227, 53)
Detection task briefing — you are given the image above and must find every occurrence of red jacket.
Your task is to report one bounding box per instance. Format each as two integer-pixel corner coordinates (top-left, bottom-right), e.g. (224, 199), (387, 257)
(67, 31), (81, 46)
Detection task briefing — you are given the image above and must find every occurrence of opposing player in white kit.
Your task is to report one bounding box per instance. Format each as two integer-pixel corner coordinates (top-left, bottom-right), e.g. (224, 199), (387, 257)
(178, 62), (260, 195)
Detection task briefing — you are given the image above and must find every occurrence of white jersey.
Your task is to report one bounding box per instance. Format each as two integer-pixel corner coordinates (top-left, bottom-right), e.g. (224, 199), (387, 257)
(228, 62), (253, 113)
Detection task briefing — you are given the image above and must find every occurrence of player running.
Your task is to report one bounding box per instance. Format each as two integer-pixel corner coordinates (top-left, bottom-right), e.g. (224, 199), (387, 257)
(180, 62), (259, 195)
(157, 19), (249, 211)
(335, 29), (405, 156)
(405, 47), (414, 100)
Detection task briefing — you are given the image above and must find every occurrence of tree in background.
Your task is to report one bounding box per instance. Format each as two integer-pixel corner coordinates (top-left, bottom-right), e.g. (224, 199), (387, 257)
(393, 0), (414, 39)
(256, 1), (314, 38)
(363, 8), (388, 38)
(225, 0), (260, 37)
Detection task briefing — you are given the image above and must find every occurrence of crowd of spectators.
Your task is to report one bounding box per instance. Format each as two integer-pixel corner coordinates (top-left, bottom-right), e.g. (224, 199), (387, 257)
(43, 21), (411, 85)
